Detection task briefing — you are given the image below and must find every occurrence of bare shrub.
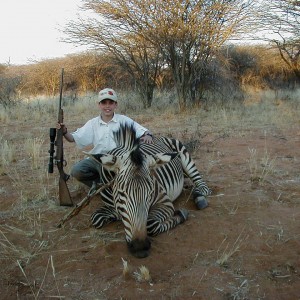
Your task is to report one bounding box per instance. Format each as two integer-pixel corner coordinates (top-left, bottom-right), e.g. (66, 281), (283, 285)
(0, 76), (22, 108)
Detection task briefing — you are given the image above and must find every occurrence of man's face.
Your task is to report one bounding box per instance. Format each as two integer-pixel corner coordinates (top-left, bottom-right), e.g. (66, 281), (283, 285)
(99, 99), (117, 117)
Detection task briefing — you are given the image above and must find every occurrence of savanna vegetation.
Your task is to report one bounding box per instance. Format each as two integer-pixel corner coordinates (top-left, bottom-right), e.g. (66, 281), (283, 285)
(1, 0), (300, 110)
(0, 44), (299, 109)
(1, 87), (299, 299)
(1, 0), (300, 299)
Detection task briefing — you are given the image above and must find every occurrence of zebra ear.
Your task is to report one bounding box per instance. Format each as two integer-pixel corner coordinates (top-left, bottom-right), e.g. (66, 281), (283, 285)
(147, 152), (178, 168)
(83, 151), (118, 169)
(98, 154), (118, 166)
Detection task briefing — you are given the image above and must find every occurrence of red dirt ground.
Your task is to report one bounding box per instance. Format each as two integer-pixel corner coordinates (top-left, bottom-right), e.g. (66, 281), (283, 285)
(0, 124), (299, 299)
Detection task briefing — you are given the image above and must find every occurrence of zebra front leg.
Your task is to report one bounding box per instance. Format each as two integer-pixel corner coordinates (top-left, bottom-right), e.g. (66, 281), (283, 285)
(164, 137), (211, 209)
(178, 143), (211, 209)
(91, 205), (119, 228)
(147, 203), (189, 236)
(192, 190), (209, 209)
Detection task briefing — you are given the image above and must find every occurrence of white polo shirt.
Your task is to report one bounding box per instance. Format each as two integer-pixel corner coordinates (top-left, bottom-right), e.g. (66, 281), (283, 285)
(71, 114), (148, 154)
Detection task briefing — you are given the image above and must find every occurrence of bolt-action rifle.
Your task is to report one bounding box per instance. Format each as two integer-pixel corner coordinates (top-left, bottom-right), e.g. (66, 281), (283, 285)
(48, 68), (73, 206)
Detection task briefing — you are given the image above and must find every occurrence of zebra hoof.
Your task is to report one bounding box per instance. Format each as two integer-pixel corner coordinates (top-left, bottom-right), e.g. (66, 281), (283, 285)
(175, 209), (189, 224)
(195, 196), (209, 210)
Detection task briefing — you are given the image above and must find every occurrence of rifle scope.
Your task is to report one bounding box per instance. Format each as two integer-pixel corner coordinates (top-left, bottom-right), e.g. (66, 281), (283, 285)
(48, 127), (57, 173)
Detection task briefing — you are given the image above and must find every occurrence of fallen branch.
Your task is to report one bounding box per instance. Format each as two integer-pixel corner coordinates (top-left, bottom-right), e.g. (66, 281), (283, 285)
(57, 179), (115, 228)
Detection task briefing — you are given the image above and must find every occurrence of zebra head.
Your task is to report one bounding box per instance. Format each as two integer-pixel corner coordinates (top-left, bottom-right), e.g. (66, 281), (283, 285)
(89, 123), (177, 258)
(92, 147), (176, 258)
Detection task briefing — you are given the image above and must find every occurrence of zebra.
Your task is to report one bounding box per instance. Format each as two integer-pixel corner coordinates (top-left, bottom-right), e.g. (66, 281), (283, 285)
(87, 123), (211, 258)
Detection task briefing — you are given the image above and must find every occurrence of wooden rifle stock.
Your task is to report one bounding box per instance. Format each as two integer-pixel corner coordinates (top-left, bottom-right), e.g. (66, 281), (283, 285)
(48, 68), (73, 206)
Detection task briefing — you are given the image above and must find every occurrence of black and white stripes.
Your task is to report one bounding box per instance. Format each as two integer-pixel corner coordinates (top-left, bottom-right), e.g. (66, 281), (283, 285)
(89, 122), (211, 257)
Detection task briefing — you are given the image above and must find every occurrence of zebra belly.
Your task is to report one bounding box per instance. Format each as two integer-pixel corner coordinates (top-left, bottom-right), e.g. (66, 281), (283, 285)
(154, 158), (185, 202)
(158, 175), (184, 201)
(140, 139), (185, 202)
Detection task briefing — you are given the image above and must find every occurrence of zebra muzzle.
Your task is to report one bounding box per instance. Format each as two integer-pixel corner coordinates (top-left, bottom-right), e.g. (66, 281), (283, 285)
(127, 237), (151, 258)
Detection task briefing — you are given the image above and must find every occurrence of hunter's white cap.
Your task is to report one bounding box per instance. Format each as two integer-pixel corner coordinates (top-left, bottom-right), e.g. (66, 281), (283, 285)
(98, 88), (118, 103)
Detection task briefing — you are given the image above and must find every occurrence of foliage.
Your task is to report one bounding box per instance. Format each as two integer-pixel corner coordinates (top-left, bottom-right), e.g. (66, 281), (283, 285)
(3, 1), (300, 108)
(64, 0), (165, 108)
(0, 64), (22, 108)
(63, 0), (255, 110)
(258, 0), (300, 81)
(223, 45), (298, 90)
(2, 45), (299, 106)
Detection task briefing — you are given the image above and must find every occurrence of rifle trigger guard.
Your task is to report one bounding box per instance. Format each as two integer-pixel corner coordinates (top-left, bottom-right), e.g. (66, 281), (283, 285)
(63, 159), (68, 167)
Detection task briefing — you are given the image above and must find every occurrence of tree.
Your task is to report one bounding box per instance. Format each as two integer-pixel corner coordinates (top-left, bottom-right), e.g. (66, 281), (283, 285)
(258, 0), (300, 81)
(64, 0), (253, 110)
(65, 52), (108, 93)
(24, 59), (63, 97)
(0, 64), (22, 108)
(135, 0), (254, 109)
(64, 0), (164, 108)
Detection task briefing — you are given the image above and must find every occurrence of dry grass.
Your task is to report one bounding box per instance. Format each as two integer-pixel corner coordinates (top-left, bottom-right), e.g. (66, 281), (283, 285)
(247, 133), (277, 185)
(248, 147), (276, 183)
(0, 224), (49, 264)
(17, 255), (62, 300)
(216, 227), (249, 267)
(0, 109), (9, 122)
(0, 88), (299, 298)
(0, 88), (298, 208)
(121, 257), (130, 279)
(24, 137), (45, 169)
(121, 258), (152, 282)
(133, 265), (152, 282)
(0, 87), (298, 235)
(0, 138), (16, 166)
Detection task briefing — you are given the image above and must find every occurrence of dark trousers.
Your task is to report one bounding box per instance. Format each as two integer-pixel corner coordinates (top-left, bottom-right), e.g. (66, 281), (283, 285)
(70, 158), (102, 187)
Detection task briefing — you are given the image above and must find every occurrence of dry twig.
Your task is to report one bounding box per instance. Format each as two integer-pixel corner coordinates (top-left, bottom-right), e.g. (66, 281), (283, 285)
(57, 179), (114, 228)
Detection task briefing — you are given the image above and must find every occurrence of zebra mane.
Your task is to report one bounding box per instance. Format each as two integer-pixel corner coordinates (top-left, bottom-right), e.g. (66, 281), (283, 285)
(113, 122), (138, 149)
(113, 122), (144, 166)
(130, 146), (144, 166)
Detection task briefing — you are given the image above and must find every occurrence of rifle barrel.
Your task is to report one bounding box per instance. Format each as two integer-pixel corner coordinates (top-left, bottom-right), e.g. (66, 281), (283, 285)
(58, 68), (64, 112)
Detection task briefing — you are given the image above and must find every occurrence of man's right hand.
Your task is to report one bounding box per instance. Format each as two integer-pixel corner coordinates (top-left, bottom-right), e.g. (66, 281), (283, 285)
(56, 122), (67, 135)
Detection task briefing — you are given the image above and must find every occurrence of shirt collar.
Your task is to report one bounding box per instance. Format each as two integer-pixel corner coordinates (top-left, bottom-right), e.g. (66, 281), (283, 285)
(99, 113), (118, 125)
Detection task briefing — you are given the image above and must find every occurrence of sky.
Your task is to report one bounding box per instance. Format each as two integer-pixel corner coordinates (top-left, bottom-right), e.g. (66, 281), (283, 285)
(0, 0), (89, 65)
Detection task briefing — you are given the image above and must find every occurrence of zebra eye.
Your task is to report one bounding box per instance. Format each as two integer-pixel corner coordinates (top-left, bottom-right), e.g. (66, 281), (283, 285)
(118, 191), (127, 198)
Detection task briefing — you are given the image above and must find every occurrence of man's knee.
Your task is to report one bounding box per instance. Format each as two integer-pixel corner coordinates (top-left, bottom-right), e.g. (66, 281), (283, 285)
(70, 166), (81, 180)
(70, 161), (84, 179)
(70, 159), (101, 184)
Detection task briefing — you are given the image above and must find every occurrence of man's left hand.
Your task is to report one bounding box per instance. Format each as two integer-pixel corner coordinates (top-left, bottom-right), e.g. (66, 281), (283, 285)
(140, 134), (154, 144)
